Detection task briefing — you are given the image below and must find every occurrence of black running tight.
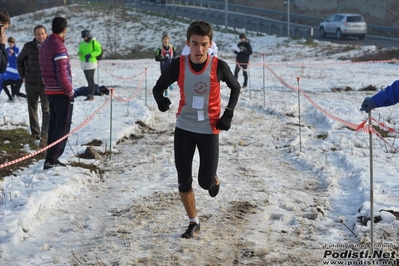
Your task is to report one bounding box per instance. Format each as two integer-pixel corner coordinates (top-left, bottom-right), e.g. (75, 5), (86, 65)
(174, 127), (219, 192)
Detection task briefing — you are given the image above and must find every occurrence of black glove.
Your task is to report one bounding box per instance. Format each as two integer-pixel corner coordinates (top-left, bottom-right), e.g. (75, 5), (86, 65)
(360, 97), (377, 113)
(156, 97), (171, 112)
(216, 109), (234, 131)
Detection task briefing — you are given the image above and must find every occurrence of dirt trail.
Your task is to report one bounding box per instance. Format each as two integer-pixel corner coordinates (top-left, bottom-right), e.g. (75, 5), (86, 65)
(5, 92), (351, 265)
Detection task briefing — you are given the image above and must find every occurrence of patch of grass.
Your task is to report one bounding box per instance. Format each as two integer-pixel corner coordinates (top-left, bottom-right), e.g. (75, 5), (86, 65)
(69, 161), (104, 175)
(316, 133), (328, 140)
(84, 139), (103, 147)
(302, 38), (317, 46)
(351, 48), (399, 62)
(0, 128), (45, 179)
(331, 86), (353, 92)
(359, 85), (378, 91)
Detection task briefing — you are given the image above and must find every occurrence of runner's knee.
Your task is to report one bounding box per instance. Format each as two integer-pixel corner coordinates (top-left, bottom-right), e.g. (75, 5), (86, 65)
(178, 179), (193, 193)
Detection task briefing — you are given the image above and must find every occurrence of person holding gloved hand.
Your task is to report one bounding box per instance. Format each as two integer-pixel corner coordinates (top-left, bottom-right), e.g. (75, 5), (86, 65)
(360, 80), (399, 112)
(152, 20), (240, 239)
(78, 29), (102, 101)
(155, 33), (176, 96)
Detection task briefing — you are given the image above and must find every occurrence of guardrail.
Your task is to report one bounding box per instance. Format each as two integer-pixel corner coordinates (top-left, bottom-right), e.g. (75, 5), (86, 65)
(87, 0), (399, 38)
(168, 0), (399, 37)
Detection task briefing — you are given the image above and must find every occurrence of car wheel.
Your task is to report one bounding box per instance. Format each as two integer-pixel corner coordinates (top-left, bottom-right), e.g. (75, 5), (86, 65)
(358, 35), (366, 41)
(336, 29), (342, 40)
(319, 27), (326, 38)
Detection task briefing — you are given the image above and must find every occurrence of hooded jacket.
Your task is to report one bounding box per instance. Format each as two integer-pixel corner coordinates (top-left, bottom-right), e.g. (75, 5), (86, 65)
(234, 40), (252, 63)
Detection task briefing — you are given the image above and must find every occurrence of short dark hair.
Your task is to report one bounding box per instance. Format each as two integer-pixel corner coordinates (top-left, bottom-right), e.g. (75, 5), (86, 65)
(0, 9), (10, 25)
(34, 25), (47, 35)
(51, 17), (67, 34)
(186, 20), (213, 42)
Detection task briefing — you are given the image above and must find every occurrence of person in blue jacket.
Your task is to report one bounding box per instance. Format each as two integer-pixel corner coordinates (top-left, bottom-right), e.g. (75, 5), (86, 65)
(0, 37), (25, 101)
(360, 80), (399, 112)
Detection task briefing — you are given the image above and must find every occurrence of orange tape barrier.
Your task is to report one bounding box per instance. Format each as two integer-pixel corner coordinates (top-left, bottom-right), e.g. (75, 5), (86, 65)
(263, 61), (399, 151)
(0, 70), (147, 170)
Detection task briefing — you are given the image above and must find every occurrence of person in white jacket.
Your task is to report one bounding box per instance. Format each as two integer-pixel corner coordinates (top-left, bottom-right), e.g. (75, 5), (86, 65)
(181, 41), (218, 57)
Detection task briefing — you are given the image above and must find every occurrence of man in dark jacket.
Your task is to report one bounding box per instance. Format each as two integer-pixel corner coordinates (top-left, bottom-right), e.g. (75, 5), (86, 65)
(0, 9), (11, 73)
(17, 25), (50, 146)
(233, 33), (252, 88)
(39, 17), (74, 170)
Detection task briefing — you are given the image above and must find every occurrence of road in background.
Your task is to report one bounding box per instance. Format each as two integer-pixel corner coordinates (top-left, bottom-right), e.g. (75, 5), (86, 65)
(133, 2), (398, 49)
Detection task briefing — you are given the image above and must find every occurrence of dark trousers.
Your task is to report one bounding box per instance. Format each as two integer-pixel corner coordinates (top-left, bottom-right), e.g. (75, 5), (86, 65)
(174, 127), (219, 192)
(234, 63), (248, 87)
(2, 79), (25, 100)
(45, 94), (74, 164)
(84, 69), (96, 97)
(26, 83), (50, 139)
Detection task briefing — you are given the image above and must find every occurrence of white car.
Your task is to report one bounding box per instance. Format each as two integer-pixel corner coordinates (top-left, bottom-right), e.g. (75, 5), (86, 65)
(319, 13), (367, 40)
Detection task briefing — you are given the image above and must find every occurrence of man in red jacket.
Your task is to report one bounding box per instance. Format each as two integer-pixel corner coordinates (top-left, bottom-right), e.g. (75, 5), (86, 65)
(39, 17), (74, 170)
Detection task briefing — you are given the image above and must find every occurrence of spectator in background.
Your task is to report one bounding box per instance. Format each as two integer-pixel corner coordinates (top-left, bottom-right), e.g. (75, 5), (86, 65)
(233, 33), (252, 88)
(155, 34), (176, 96)
(1, 37), (25, 101)
(360, 80), (399, 112)
(74, 84), (109, 98)
(78, 29), (102, 101)
(181, 41), (218, 57)
(0, 9), (10, 73)
(17, 25), (50, 147)
(39, 17), (74, 169)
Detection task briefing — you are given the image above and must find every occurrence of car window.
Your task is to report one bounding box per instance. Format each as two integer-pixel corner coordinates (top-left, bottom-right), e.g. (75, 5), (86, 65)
(334, 15), (343, 22)
(347, 16), (364, 22)
(327, 15), (335, 22)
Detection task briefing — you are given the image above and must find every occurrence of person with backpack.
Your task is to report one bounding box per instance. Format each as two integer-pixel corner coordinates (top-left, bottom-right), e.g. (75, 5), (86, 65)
(78, 29), (102, 101)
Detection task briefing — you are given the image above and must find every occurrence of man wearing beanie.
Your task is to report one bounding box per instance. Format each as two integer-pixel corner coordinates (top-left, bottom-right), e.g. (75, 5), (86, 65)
(233, 33), (252, 88)
(39, 17), (74, 170)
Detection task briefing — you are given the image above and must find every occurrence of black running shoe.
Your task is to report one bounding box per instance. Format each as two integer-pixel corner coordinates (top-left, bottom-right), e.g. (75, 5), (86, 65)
(181, 222), (200, 239)
(43, 160), (66, 170)
(208, 176), (220, 197)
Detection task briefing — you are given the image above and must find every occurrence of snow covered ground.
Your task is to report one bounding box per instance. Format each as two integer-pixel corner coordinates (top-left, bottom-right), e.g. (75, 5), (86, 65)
(1, 4), (399, 265)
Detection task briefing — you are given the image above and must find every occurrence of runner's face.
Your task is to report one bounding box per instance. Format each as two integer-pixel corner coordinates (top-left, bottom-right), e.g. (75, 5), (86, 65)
(162, 37), (169, 46)
(186, 34), (211, 64)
